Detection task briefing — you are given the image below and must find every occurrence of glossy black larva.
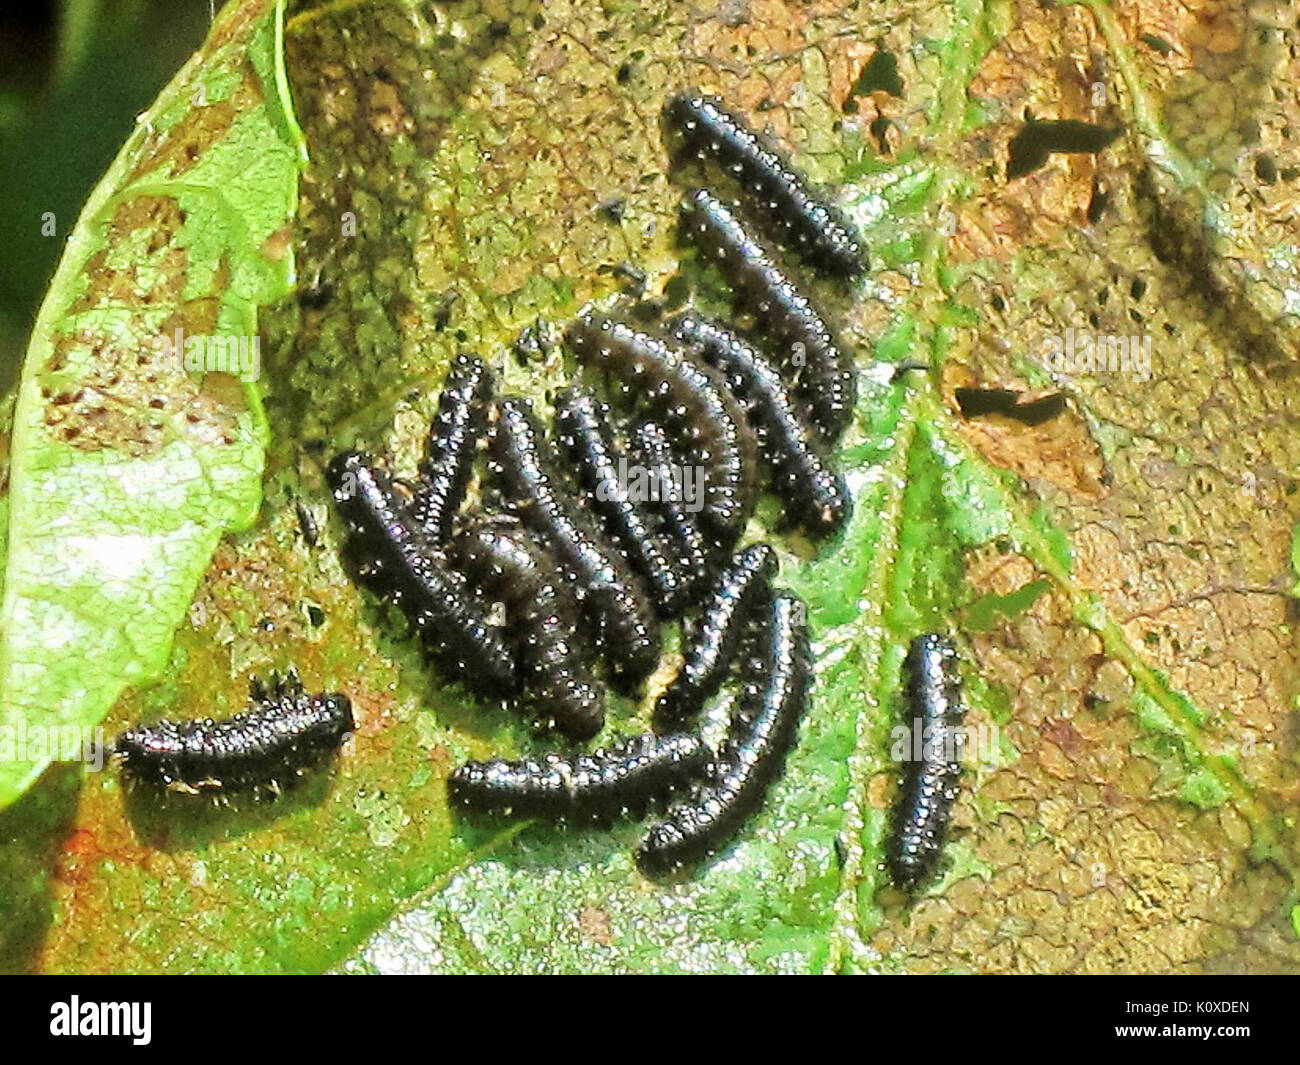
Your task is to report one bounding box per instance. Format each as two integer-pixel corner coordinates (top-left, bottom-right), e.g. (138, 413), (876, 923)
(888, 633), (966, 893)
(565, 313), (757, 548)
(452, 518), (605, 741)
(680, 187), (856, 445)
(638, 589), (810, 874)
(652, 543), (777, 731)
(115, 670), (353, 795)
(554, 387), (691, 618)
(326, 451), (517, 697)
(489, 396), (660, 692)
(663, 91), (867, 279)
(410, 353), (494, 542)
(449, 732), (711, 823)
(670, 313), (851, 539)
(628, 418), (712, 603)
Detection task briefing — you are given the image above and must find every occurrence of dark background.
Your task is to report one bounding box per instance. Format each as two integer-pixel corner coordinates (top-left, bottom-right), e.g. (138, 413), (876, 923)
(0, 1), (212, 394)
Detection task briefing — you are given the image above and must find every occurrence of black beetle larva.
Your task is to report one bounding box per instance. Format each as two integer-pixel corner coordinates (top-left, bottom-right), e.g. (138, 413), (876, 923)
(490, 396), (660, 692)
(326, 451), (517, 696)
(670, 312), (851, 539)
(452, 518), (605, 741)
(638, 589), (810, 874)
(449, 732), (711, 823)
(411, 353), (495, 542)
(628, 418), (713, 602)
(554, 387), (692, 618)
(116, 670), (353, 795)
(889, 633), (967, 893)
(652, 543), (777, 730)
(680, 187), (856, 445)
(663, 91), (867, 279)
(565, 313), (757, 548)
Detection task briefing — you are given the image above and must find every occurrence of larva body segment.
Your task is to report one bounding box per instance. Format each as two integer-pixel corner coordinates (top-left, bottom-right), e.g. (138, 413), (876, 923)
(452, 519), (605, 741)
(663, 91), (867, 279)
(638, 590), (810, 874)
(411, 353), (494, 542)
(628, 419), (712, 604)
(116, 671), (353, 794)
(554, 387), (691, 618)
(670, 313), (850, 539)
(652, 543), (777, 730)
(680, 187), (856, 445)
(326, 451), (517, 696)
(889, 633), (966, 893)
(449, 732), (711, 823)
(564, 314), (757, 550)
(490, 397), (660, 692)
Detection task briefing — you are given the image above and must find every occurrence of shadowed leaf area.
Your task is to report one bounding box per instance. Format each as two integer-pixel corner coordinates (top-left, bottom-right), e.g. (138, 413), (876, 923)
(1, 0), (1299, 974)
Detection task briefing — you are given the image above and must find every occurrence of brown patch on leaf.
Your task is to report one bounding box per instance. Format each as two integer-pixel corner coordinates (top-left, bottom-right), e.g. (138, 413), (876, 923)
(578, 905), (614, 946)
(41, 197), (242, 457)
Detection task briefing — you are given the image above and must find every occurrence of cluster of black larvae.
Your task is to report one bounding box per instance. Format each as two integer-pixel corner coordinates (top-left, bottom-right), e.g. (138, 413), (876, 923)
(325, 90), (863, 873)
(115, 670), (354, 796)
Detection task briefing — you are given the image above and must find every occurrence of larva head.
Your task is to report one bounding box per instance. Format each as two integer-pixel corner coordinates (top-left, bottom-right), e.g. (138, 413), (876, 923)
(325, 450), (376, 507)
(319, 692), (355, 735)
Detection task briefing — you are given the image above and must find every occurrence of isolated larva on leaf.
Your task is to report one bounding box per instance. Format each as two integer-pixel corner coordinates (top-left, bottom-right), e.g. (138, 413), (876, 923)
(638, 589), (810, 874)
(889, 633), (966, 893)
(680, 187), (856, 445)
(449, 732), (711, 823)
(663, 91), (867, 279)
(115, 670), (353, 795)
(670, 312), (850, 539)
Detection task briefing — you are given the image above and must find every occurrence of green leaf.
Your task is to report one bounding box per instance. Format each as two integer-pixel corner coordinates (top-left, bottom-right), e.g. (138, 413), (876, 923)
(0, 0), (301, 808)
